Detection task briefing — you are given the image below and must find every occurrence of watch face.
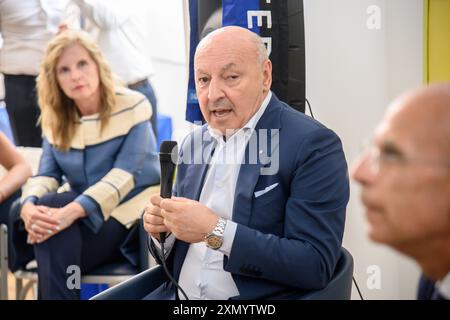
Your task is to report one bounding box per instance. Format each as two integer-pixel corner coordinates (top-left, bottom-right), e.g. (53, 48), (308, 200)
(206, 234), (222, 250)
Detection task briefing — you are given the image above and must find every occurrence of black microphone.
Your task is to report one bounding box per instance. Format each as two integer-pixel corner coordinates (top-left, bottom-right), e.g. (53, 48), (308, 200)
(159, 140), (178, 244)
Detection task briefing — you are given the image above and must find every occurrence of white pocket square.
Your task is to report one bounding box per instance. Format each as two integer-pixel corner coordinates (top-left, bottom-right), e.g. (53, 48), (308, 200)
(254, 183), (279, 198)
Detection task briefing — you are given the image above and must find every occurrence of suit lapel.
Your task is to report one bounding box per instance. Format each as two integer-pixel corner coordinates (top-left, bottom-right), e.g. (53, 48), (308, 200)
(232, 94), (282, 225)
(181, 128), (217, 201)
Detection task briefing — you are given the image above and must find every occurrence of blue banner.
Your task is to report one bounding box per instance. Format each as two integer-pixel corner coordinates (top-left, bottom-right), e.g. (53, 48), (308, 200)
(185, 0), (203, 123)
(222, 0), (260, 34)
(185, 0), (290, 122)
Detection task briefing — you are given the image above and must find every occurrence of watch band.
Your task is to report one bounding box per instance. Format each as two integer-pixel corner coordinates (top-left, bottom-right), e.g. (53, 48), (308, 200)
(204, 217), (227, 250)
(212, 217), (226, 236)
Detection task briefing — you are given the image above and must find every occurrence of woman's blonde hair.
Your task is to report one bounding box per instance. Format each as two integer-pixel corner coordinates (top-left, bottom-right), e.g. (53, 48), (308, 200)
(37, 30), (117, 151)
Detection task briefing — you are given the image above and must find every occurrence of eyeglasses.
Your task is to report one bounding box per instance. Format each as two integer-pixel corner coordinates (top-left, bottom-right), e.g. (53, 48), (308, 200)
(364, 145), (450, 175)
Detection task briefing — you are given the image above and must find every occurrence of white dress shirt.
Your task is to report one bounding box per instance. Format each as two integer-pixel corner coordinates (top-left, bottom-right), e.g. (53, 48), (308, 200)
(0, 0), (69, 75)
(152, 92), (272, 299)
(69, 0), (155, 85)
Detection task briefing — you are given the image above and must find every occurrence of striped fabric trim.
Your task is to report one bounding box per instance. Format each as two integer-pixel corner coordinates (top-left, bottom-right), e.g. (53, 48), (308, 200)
(44, 88), (152, 149)
(83, 168), (135, 220)
(80, 98), (146, 122)
(98, 180), (121, 200)
(111, 184), (160, 228)
(21, 176), (60, 202)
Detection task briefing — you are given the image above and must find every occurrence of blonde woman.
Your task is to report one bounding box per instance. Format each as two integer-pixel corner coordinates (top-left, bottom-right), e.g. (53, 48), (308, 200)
(18, 30), (159, 299)
(0, 132), (32, 225)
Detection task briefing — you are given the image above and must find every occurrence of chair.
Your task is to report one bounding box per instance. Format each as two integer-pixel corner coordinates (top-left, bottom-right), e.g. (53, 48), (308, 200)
(91, 264), (165, 300)
(0, 224), (8, 300)
(301, 247), (354, 300)
(12, 217), (154, 300)
(91, 247), (354, 300)
(156, 113), (173, 150)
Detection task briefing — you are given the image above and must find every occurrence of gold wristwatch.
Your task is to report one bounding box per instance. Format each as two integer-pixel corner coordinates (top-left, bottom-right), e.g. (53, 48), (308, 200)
(204, 217), (227, 250)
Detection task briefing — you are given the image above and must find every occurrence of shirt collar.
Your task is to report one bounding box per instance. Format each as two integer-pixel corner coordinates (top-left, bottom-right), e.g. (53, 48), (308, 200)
(207, 91), (272, 142)
(437, 271), (450, 299)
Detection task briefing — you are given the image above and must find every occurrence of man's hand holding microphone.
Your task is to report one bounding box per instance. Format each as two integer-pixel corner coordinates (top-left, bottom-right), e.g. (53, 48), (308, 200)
(143, 141), (218, 244)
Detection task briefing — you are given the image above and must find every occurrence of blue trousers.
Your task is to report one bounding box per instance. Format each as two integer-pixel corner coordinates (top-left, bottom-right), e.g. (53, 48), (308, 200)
(34, 192), (128, 300)
(0, 190), (20, 226)
(4, 74), (42, 147)
(128, 79), (158, 138)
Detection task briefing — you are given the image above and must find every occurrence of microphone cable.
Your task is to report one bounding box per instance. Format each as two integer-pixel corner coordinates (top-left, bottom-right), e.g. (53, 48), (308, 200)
(305, 97), (314, 119)
(353, 275), (364, 300)
(144, 221), (189, 300)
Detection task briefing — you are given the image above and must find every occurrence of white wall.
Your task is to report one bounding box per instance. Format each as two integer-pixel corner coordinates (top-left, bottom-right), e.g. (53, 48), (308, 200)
(140, 0), (424, 299)
(304, 0), (423, 299)
(139, 0), (191, 143)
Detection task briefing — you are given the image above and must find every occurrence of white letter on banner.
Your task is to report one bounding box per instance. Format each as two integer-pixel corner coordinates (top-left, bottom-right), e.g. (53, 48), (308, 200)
(247, 10), (272, 29)
(261, 37), (272, 56)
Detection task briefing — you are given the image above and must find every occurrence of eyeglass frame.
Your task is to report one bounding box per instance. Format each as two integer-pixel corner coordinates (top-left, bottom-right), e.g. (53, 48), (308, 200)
(362, 141), (450, 175)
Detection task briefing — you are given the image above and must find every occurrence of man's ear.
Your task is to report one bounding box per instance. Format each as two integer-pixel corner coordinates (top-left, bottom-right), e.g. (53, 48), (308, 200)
(262, 59), (272, 92)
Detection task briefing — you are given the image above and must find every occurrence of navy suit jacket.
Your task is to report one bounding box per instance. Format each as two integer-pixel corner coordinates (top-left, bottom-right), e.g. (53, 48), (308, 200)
(417, 274), (447, 300)
(150, 94), (349, 299)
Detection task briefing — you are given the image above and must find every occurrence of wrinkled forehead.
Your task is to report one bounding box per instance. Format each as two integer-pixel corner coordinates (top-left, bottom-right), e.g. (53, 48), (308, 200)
(194, 52), (249, 75)
(375, 99), (449, 159)
(195, 33), (257, 65)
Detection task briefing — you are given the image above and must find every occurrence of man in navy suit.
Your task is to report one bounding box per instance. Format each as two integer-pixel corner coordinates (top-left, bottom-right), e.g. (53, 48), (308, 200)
(352, 83), (450, 300)
(143, 26), (349, 300)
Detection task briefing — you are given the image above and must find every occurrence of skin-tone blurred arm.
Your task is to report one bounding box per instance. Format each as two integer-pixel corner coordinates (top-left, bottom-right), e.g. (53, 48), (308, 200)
(3, 133), (85, 244)
(0, 133), (58, 244)
(0, 132), (32, 203)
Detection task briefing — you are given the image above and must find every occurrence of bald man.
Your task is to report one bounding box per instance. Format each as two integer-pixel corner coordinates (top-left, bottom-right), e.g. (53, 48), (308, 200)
(352, 83), (450, 300)
(143, 26), (349, 300)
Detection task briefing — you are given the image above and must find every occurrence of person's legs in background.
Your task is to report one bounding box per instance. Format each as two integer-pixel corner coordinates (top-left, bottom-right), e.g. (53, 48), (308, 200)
(33, 192), (129, 300)
(3, 74), (42, 147)
(0, 190), (20, 226)
(128, 79), (158, 139)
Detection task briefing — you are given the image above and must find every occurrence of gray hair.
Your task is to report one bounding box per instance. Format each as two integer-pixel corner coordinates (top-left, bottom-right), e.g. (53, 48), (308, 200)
(251, 32), (269, 63)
